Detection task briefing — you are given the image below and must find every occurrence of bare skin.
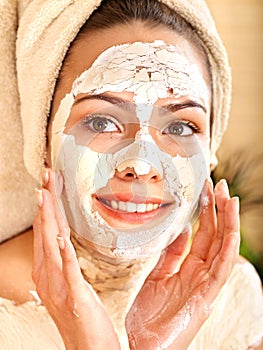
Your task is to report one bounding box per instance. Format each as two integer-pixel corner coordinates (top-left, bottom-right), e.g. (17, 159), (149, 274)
(0, 178), (262, 349)
(126, 178), (239, 349)
(0, 22), (262, 350)
(31, 168), (240, 350)
(0, 229), (35, 303)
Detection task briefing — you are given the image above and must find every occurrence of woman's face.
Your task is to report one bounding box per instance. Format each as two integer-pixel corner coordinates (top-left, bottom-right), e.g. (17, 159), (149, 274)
(48, 23), (211, 258)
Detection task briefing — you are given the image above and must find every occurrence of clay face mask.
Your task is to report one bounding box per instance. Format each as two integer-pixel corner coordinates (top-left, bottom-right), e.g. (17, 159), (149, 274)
(51, 40), (210, 259)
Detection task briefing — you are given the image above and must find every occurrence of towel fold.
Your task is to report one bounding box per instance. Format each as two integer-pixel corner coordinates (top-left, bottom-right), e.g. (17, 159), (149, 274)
(0, 0), (37, 242)
(0, 0), (231, 242)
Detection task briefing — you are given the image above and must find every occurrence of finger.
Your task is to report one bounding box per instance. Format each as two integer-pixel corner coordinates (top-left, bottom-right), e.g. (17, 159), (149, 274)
(206, 179), (230, 263)
(207, 194), (240, 265)
(148, 227), (192, 281)
(204, 180), (230, 265)
(206, 232), (239, 305)
(214, 179), (230, 238)
(206, 197), (240, 303)
(32, 213), (44, 285)
(57, 236), (101, 308)
(38, 188), (65, 288)
(223, 196), (240, 234)
(190, 179), (216, 261)
(44, 168), (70, 239)
(57, 236), (85, 294)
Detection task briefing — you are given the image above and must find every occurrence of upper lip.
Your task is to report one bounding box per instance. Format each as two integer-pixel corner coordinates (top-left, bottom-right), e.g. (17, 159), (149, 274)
(94, 193), (173, 205)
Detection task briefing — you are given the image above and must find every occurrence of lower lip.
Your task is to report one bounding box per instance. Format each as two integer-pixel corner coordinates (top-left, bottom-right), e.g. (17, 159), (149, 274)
(93, 197), (171, 226)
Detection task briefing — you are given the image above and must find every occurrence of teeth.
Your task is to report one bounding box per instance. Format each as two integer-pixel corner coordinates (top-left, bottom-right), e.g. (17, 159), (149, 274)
(118, 201), (127, 211)
(104, 200), (160, 213)
(126, 202), (137, 213)
(137, 203), (146, 213)
(147, 203), (153, 211)
(111, 200), (118, 210)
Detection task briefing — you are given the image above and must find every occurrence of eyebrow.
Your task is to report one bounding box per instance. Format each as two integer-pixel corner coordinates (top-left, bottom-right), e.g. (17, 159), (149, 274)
(164, 101), (207, 114)
(73, 93), (207, 114)
(73, 93), (127, 106)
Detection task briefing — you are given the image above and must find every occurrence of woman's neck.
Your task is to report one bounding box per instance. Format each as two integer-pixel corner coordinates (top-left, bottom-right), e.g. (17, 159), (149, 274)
(71, 231), (161, 348)
(71, 232), (160, 293)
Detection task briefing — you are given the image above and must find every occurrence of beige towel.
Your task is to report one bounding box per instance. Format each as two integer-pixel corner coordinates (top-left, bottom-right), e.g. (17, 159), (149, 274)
(0, 0), (37, 243)
(0, 0), (231, 242)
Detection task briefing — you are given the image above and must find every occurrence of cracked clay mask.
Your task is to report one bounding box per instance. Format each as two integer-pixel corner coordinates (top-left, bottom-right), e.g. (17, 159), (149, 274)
(51, 40), (210, 259)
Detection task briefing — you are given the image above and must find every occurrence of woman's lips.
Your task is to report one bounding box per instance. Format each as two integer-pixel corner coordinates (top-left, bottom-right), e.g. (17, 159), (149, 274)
(93, 194), (174, 226)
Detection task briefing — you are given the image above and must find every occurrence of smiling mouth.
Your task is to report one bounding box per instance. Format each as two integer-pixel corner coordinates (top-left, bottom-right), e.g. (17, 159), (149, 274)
(98, 198), (162, 213)
(93, 195), (174, 227)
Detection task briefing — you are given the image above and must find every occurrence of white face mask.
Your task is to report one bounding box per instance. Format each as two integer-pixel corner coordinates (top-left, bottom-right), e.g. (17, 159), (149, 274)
(51, 40), (210, 259)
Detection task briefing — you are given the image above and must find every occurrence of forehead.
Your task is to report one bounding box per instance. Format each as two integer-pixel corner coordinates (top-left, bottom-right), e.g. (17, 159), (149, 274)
(50, 25), (211, 126)
(72, 40), (208, 106)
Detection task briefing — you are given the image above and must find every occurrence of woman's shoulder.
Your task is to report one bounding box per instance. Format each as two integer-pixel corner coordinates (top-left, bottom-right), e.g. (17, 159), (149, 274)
(0, 229), (35, 304)
(216, 257), (263, 348)
(189, 256), (263, 350)
(229, 255), (262, 291)
(0, 293), (64, 349)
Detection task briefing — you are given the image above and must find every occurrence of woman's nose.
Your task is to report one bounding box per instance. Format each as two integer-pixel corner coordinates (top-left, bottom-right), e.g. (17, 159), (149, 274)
(115, 166), (162, 182)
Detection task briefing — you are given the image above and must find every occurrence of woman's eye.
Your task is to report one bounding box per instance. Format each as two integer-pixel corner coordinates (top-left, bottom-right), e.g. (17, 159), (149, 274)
(163, 121), (198, 136)
(82, 115), (119, 133)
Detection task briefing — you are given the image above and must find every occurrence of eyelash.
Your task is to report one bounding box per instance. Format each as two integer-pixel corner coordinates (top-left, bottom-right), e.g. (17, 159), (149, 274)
(80, 115), (200, 136)
(80, 114), (122, 132)
(181, 121), (200, 133)
(182, 120), (200, 133)
(162, 120), (200, 136)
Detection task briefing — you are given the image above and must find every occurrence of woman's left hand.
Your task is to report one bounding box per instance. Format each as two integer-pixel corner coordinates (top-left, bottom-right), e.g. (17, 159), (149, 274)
(125, 179), (240, 350)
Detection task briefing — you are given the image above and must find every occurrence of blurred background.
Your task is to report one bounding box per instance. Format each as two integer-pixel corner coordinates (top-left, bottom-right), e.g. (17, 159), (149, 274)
(206, 0), (263, 281)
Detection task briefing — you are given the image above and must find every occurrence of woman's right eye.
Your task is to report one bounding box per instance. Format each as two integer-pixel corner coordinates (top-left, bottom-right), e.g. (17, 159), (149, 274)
(81, 115), (120, 133)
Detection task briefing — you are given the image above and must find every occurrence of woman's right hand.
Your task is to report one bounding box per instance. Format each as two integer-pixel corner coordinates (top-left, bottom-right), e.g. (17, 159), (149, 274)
(32, 168), (120, 350)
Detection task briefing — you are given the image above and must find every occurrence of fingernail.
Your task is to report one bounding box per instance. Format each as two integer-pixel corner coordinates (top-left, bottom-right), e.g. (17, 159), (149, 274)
(232, 196), (240, 212)
(220, 178), (227, 186)
(42, 167), (49, 186)
(35, 188), (43, 207)
(215, 178), (228, 196)
(56, 236), (65, 250)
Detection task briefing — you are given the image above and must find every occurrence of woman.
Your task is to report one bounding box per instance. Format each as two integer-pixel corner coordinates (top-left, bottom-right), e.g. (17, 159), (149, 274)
(0, 0), (262, 349)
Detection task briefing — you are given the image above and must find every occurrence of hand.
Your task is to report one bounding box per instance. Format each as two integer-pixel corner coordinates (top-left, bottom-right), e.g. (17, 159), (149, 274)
(125, 179), (240, 350)
(32, 168), (120, 350)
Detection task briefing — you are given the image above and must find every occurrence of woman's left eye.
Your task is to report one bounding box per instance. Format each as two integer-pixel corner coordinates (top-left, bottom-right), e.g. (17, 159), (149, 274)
(162, 121), (198, 136)
(81, 115), (120, 133)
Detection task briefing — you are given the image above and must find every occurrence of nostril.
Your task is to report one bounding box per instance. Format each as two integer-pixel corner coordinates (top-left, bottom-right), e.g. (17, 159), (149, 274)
(125, 173), (135, 178)
(151, 175), (159, 181)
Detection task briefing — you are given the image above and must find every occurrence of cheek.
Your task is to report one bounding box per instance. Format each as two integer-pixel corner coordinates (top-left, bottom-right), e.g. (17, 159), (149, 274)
(151, 133), (209, 158)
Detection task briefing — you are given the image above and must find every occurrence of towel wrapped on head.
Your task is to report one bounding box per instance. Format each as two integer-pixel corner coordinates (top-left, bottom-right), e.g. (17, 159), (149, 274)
(0, 0), (231, 241)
